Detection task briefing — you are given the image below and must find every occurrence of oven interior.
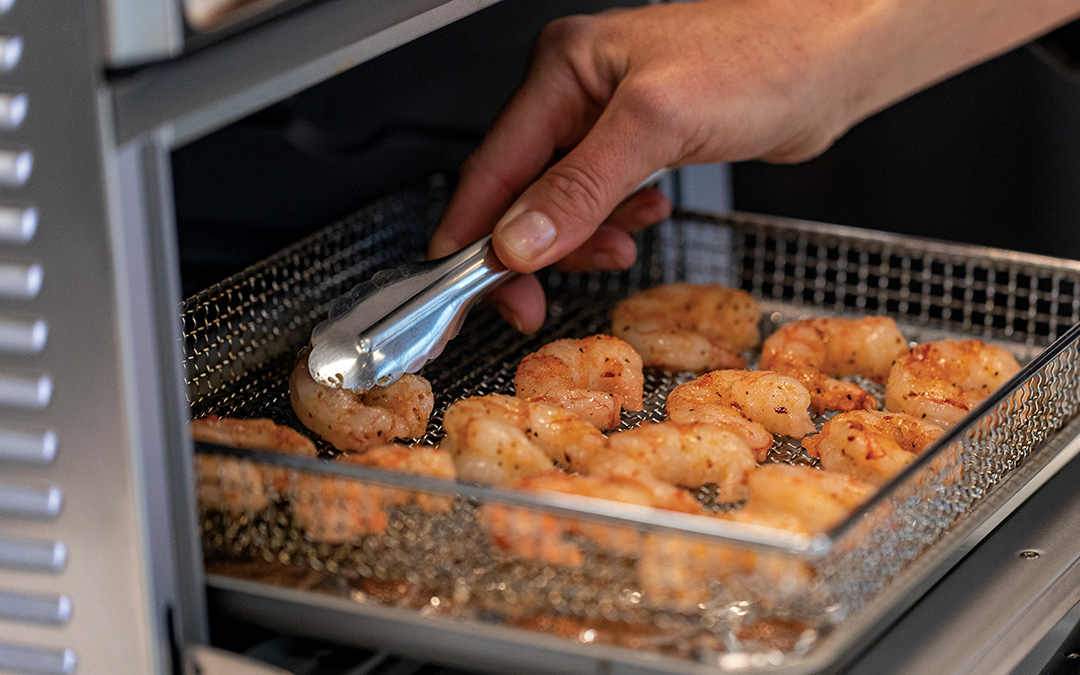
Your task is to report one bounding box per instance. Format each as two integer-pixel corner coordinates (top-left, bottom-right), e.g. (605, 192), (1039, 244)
(5, 1), (1080, 674)
(169, 3), (1080, 674)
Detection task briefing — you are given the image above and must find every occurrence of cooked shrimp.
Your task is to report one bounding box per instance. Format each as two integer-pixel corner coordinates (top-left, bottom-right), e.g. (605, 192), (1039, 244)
(594, 421), (755, 499)
(340, 443), (456, 479)
(611, 283), (761, 371)
(885, 340), (1021, 428)
(760, 317), (907, 413)
(291, 443), (456, 543)
(722, 464), (874, 534)
(638, 460), (869, 605)
(441, 394), (606, 485)
(481, 469), (703, 566)
(638, 464), (860, 605)
(802, 410), (944, 486)
(191, 415), (318, 454)
(666, 369), (816, 459)
(190, 415), (316, 515)
(289, 350), (434, 452)
(514, 334), (644, 430)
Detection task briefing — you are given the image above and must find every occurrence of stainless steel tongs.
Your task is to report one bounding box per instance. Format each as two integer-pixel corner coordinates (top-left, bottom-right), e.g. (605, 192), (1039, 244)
(307, 234), (513, 391)
(307, 169), (671, 391)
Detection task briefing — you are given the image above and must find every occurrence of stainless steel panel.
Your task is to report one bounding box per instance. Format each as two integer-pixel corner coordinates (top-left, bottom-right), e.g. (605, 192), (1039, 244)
(844, 440), (1080, 674)
(110, 0), (506, 145)
(97, 0), (183, 67)
(0, 0), (203, 671)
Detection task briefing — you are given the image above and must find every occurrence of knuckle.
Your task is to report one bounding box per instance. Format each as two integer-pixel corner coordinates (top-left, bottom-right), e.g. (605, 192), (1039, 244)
(543, 163), (609, 224)
(539, 15), (599, 52)
(620, 75), (683, 135)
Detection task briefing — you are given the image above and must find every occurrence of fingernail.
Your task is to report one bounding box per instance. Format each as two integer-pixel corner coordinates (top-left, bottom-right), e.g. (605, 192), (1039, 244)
(496, 210), (556, 262)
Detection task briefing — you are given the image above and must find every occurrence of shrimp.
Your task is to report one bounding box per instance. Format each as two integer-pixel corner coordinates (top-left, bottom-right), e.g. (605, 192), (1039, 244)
(666, 369), (816, 459)
(481, 469), (703, 566)
(637, 466), (867, 605)
(885, 340), (1021, 428)
(595, 421), (756, 499)
(759, 317), (908, 413)
(611, 283), (761, 372)
(514, 334), (644, 430)
(289, 350), (434, 452)
(190, 415), (316, 515)
(802, 410), (944, 486)
(441, 394), (607, 485)
(191, 415), (317, 454)
(722, 464), (875, 534)
(291, 443), (456, 543)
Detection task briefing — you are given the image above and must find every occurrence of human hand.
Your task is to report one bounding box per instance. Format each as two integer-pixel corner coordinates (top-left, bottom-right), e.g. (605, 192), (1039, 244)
(429, 0), (1080, 332)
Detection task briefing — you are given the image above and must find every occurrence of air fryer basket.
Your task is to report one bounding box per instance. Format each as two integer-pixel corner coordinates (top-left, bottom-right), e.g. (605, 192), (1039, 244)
(185, 175), (1080, 673)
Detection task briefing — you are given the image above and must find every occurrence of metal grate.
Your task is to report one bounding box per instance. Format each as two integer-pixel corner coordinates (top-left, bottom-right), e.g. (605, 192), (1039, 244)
(185, 179), (1080, 673)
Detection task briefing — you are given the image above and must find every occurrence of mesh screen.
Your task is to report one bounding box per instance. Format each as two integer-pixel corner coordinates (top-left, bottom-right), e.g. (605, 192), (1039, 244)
(185, 180), (1080, 671)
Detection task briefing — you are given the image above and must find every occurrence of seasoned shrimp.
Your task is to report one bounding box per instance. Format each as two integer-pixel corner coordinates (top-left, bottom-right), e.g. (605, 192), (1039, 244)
(190, 415), (316, 515)
(666, 369), (816, 459)
(638, 466), (865, 605)
(289, 350), (434, 452)
(514, 334), (644, 430)
(595, 421), (756, 499)
(292, 443), (456, 543)
(191, 415), (317, 455)
(722, 464), (874, 534)
(760, 317), (908, 413)
(611, 283), (761, 372)
(885, 340), (1021, 428)
(441, 394), (606, 485)
(802, 410), (944, 486)
(481, 469), (703, 566)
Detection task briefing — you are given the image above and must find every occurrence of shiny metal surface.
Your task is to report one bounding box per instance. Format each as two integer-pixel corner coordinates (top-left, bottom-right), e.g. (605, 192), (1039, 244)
(0, 427), (56, 464)
(0, 642), (76, 674)
(191, 188), (1080, 673)
(844, 437), (1080, 675)
(308, 234), (512, 391)
(0, 587), (72, 625)
(184, 644), (293, 675)
(109, 0), (507, 145)
(0, 535), (65, 573)
(0, 1), (205, 671)
(308, 168), (670, 392)
(0, 205), (36, 243)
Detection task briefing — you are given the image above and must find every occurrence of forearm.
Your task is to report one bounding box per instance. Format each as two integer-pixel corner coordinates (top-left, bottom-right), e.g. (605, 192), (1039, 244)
(429, 0), (1080, 332)
(834, 0), (1080, 124)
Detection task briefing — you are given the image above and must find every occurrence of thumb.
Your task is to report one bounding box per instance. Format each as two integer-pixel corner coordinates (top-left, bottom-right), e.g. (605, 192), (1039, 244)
(490, 94), (672, 273)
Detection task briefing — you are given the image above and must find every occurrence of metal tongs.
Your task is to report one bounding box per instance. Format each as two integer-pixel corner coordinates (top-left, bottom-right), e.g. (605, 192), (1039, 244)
(307, 169), (671, 391)
(307, 234), (513, 391)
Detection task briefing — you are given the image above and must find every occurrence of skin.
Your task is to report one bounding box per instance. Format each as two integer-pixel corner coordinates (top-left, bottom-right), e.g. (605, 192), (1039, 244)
(427, 0), (1080, 331)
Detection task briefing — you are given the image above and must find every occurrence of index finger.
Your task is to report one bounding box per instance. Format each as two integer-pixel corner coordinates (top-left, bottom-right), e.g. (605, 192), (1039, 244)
(428, 57), (601, 259)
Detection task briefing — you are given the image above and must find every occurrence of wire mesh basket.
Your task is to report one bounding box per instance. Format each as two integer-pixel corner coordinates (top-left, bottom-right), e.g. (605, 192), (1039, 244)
(185, 175), (1080, 673)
